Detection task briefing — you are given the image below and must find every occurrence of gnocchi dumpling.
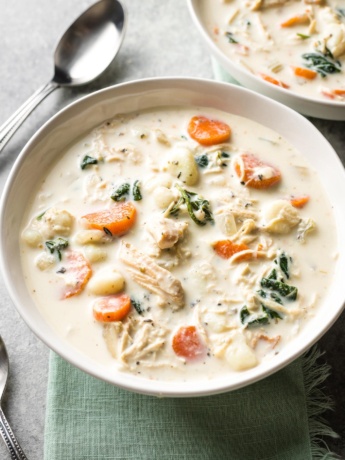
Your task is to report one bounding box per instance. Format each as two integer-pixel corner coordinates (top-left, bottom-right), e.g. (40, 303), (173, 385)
(263, 200), (300, 234)
(88, 268), (125, 295)
(225, 333), (258, 371)
(164, 147), (199, 185)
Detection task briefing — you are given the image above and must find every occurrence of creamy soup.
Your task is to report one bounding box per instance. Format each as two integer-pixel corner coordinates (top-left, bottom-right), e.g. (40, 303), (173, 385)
(20, 106), (336, 382)
(199, 0), (345, 102)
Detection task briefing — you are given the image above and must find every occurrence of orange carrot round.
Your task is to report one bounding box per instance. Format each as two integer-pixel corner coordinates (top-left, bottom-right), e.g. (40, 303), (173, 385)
(187, 115), (231, 146)
(292, 67), (317, 80)
(213, 240), (251, 261)
(82, 202), (136, 236)
(234, 153), (282, 189)
(62, 251), (92, 299)
(172, 326), (206, 360)
(290, 195), (310, 208)
(259, 74), (289, 89)
(93, 294), (131, 322)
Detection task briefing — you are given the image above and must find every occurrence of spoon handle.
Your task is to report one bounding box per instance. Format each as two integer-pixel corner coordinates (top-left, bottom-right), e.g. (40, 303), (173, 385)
(0, 80), (59, 154)
(0, 407), (28, 460)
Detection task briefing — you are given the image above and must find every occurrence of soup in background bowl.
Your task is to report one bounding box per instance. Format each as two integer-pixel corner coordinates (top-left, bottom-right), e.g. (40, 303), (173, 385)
(188, 0), (345, 120)
(1, 78), (345, 396)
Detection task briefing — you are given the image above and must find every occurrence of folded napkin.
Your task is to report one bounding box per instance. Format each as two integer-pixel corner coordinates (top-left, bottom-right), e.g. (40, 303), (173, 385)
(45, 348), (337, 460)
(44, 62), (338, 460)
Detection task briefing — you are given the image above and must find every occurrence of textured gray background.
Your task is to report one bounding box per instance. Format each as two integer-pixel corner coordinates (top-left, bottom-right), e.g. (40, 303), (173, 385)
(0, 0), (344, 459)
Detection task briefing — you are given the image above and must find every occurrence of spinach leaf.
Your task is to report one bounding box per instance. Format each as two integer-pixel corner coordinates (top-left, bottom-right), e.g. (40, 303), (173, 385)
(45, 237), (68, 261)
(81, 155), (98, 170)
(111, 183), (130, 201)
(131, 298), (144, 315)
(302, 52), (341, 78)
(276, 252), (290, 279)
(133, 180), (142, 201)
(240, 306), (270, 327)
(260, 278), (298, 301)
(169, 185), (214, 226)
(195, 154), (209, 168)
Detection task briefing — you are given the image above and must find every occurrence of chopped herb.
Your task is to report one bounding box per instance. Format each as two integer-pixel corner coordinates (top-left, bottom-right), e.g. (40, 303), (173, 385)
(81, 155), (98, 170)
(258, 174), (263, 181)
(181, 135), (188, 140)
(45, 237), (68, 261)
(169, 184), (214, 226)
(268, 268), (277, 280)
(225, 32), (238, 44)
(111, 182), (130, 201)
(260, 278), (298, 301)
(56, 267), (66, 274)
(195, 154), (209, 168)
(131, 298), (144, 315)
(133, 180), (142, 201)
(221, 152), (230, 158)
(36, 211), (46, 221)
(302, 52), (341, 78)
(297, 33), (310, 40)
(103, 227), (113, 237)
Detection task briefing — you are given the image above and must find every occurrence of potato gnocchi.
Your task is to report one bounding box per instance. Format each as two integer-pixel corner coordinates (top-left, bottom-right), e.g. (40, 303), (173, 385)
(20, 106), (336, 382)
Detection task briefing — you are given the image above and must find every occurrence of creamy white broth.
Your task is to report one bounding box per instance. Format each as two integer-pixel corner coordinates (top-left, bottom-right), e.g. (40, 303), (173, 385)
(20, 106), (336, 382)
(199, 0), (345, 102)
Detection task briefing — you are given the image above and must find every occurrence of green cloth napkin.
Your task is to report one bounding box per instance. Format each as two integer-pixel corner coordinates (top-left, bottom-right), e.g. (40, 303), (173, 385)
(44, 62), (338, 460)
(44, 349), (337, 460)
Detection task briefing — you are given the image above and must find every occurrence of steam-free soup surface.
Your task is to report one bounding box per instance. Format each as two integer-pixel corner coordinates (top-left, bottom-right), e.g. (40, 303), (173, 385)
(20, 106), (336, 382)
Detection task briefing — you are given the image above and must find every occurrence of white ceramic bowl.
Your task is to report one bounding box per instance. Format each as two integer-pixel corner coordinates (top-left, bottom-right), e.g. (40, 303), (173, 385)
(187, 0), (345, 121)
(1, 78), (345, 397)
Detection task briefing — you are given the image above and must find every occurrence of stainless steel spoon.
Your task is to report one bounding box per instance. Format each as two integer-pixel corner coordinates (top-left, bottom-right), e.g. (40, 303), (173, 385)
(0, 0), (126, 154)
(0, 335), (28, 459)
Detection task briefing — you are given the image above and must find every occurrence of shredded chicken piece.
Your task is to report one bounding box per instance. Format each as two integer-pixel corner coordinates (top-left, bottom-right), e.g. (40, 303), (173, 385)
(147, 216), (188, 249)
(103, 317), (168, 366)
(119, 241), (185, 309)
(251, 333), (281, 349)
(250, 0), (294, 10)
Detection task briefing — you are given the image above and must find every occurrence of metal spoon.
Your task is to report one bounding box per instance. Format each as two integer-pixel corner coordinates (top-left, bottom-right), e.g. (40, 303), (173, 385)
(0, 0), (126, 154)
(0, 335), (28, 459)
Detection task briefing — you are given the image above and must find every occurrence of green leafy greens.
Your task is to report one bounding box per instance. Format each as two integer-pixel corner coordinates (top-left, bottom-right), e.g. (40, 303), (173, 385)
(302, 52), (341, 78)
(81, 155), (98, 170)
(111, 181), (143, 202)
(169, 184), (214, 226)
(45, 237), (68, 261)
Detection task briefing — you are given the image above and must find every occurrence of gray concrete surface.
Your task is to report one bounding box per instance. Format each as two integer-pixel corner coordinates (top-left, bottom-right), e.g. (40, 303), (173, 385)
(0, 1), (344, 459)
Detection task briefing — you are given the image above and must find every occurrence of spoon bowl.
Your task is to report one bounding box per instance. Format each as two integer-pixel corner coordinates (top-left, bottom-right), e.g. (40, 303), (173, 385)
(0, 335), (28, 459)
(0, 0), (126, 153)
(54, 0), (126, 86)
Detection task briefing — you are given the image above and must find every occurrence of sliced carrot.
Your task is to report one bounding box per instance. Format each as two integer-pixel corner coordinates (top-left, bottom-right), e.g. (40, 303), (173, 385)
(82, 202), (136, 236)
(281, 14), (309, 28)
(290, 195), (310, 208)
(259, 74), (289, 89)
(213, 240), (251, 261)
(292, 66), (317, 80)
(62, 251), (92, 299)
(333, 89), (345, 96)
(234, 153), (282, 189)
(172, 326), (206, 360)
(93, 294), (131, 322)
(187, 115), (231, 146)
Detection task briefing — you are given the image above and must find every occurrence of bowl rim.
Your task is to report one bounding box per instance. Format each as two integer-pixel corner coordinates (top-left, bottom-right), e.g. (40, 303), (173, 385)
(186, 0), (345, 112)
(1, 76), (345, 397)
